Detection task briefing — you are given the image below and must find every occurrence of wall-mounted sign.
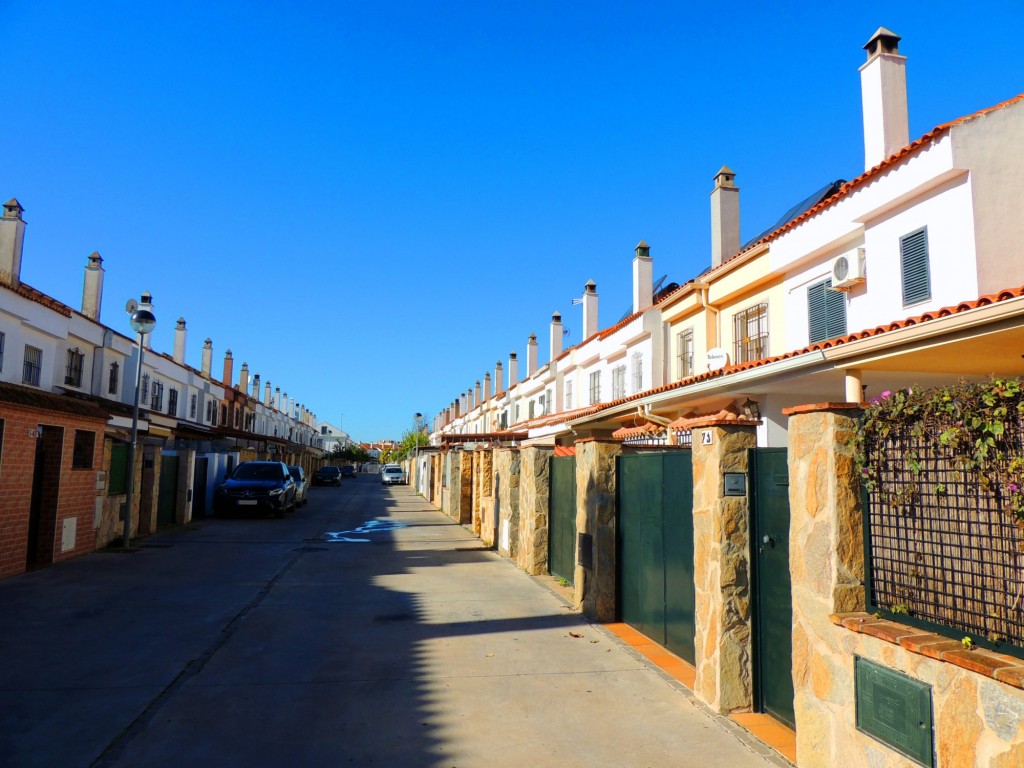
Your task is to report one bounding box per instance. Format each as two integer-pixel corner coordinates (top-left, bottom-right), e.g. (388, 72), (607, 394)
(707, 347), (729, 371)
(701, 430), (713, 445)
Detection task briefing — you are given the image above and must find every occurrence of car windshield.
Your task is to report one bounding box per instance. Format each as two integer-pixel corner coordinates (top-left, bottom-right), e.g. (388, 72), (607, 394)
(319, 467), (340, 475)
(288, 468), (302, 480)
(233, 464), (281, 480)
(385, 468), (402, 474)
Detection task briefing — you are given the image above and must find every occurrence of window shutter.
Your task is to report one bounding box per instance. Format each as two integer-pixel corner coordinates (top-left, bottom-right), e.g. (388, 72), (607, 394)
(808, 279), (847, 344)
(900, 228), (930, 305)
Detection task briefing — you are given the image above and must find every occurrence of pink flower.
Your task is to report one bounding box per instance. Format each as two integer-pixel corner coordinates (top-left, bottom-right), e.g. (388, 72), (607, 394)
(1008, 483), (1021, 493)
(880, 390), (892, 399)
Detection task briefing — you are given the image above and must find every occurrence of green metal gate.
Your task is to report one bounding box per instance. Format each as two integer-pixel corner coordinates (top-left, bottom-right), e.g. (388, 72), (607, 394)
(157, 455), (179, 528)
(549, 455), (576, 585)
(617, 451), (695, 664)
(750, 448), (795, 727)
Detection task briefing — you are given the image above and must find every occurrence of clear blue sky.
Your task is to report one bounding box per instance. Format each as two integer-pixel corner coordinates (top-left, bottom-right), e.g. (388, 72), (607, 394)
(3, 2), (1023, 442)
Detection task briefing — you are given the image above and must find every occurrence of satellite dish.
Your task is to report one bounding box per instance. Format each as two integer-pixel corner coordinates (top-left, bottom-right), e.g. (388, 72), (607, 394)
(125, 298), (138, 314)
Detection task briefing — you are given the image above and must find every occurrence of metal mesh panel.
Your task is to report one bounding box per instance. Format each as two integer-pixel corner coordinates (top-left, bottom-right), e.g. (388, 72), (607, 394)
(865, 419), (1024, 648)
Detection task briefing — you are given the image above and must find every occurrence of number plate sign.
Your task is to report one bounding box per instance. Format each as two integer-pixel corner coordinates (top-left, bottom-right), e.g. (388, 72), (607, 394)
(855, 657), (934, 766)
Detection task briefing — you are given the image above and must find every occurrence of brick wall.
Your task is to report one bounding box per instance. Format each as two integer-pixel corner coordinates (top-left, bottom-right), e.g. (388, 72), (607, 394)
(0, 403), (106, 579)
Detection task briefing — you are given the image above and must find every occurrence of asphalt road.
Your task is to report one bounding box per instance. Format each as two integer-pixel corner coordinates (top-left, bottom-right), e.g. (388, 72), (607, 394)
(0, 474), (783, 768)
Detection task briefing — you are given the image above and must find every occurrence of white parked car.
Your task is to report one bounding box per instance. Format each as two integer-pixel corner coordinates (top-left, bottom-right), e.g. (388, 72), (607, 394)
(381, 464), (407, 485)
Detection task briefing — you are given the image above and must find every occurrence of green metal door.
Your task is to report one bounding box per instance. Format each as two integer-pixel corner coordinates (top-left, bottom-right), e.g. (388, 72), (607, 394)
(157, 455), (179, 527)
(751, 448), (795, 727)
(549, 456), (576, 585)
(618, 451), (695, 664)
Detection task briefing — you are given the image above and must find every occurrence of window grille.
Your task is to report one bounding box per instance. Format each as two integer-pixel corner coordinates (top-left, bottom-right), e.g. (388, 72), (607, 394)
(65, 348), (84, 387)
(150, 380), (163, 411)
(140, 374), (149, 405)
(631, 351), (643, 393)
(733, 303), (769, 363)
(190, 393), (197, 419)
(565, 381), (573, 410)
(900, 227), (931, 305)
(22, 346), (42, 386)
(611, 365), (626, 399)
(168, 388), (178, 417)
(589, 371), (601, 405)
(807, 279), (847, 344)
(72, 430), (95, 469)
(677, 330), (694, 379)
(108, 362), (119, 395)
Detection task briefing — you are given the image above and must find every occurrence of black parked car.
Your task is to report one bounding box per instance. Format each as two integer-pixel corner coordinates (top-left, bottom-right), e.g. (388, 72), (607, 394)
(340, 465), (356, 479)
(214, 461), (297, 518)
(315, 466), (342, 486)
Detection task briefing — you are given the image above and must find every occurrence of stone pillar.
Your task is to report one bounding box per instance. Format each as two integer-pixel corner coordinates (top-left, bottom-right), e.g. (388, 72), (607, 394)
(691, 419), (757, 713)
(474, 449), (495, 544)
(575, 439), (621, 620)
(517, 446), (552, 575)
(447, 450), (473, 525)
(786, 404), (865, 766)
(493, 448), (521, 558)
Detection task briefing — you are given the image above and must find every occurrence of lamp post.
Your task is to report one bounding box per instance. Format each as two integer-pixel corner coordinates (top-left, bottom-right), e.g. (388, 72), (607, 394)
(413, 412), (424, 492)
(123, 292), (156, 549)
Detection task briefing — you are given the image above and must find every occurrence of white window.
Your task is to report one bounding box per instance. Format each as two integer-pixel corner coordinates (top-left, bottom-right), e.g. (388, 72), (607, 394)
(677, 330), (694, 379)
(565, 380), (573, 410)
(611, 365), (626, 399)
(589, 371), (601, 405)
(631, 352), (643, 393)
(733, 303), (769, 364)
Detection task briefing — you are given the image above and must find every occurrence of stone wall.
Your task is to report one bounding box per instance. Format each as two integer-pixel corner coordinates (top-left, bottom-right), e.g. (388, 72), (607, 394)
(691, 422), (756, 714)
(788, 404), (1024, 767)
(493, 448), (521, 559)
(474, 449), (495, 543)
(517, 446), (551, 575)
(575, 439), (621, 620)
(447, 450), (472, 525)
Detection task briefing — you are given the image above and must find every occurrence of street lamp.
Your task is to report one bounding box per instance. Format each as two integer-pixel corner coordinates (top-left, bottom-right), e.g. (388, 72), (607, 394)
(123, 292), (156, 549)
(413, 412), (424, 492)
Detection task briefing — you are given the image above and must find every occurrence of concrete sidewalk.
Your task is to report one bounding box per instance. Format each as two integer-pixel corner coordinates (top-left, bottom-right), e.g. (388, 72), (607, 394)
(0, 479), (790, 767)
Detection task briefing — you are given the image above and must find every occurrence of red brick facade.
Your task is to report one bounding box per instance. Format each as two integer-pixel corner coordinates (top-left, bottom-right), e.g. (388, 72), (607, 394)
(0, 400), (107, 579)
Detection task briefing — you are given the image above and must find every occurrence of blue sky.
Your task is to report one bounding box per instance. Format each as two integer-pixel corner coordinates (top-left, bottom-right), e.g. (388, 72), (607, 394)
(3, 2), (1023, 441)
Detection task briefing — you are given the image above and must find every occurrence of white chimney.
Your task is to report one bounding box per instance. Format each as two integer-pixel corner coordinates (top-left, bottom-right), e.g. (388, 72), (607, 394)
(494, 361), (504, 396)
(201, 338), (213, 377)
(173, 318), (187, 364)
(274, 387), (281, 410)
(484, 372), (492, 401)
(527, 334), (539, 376)
(252, 374), (260, 399)
(239, 363), (249, 394)
(632, 241), (653, 312)
(222, 350), (233, 386)
(710, 167), (740, 267)
(264, 380), (272, 405)
(81, 252), (104, 320)
(474, 380), (482, 406)
(582, 281), (599, 339)
(550, 312), (563, 361)
(0, 198), (26, 289)
(508, 352), (519, 388)
(860, 27), (909, 170)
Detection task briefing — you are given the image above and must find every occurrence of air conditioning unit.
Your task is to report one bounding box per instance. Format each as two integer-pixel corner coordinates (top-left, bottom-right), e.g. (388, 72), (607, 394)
(830, 248), (866, 289)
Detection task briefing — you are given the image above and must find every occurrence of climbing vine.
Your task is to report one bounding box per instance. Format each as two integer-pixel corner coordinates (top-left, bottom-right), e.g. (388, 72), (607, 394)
(856, 377), (1024, 522)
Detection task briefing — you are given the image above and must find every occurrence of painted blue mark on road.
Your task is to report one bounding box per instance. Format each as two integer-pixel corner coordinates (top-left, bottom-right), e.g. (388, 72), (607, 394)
(324, 519), (408, 543)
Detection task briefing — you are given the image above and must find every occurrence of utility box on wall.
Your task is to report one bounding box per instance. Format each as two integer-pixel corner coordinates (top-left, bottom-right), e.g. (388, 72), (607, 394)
(60, 518), (77, 553)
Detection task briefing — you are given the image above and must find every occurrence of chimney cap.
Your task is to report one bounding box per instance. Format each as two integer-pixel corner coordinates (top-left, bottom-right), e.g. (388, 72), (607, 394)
(635, 240), (651, 258)
(528, 333), (537, 343)
(87, 251), (103, 266)
(203, 338), (213, 346)
(713, 166), (737, 186)
(863, 27), (901, 57)
(552, 311), (562, 321)
(176, 317), (186, 329)
(3, 198), (24, 218)
(584, 279), (597, 293)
